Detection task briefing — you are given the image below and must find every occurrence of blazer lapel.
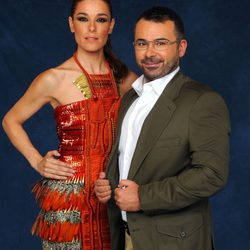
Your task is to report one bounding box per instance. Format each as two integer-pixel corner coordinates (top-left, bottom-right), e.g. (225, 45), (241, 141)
(128, 71), (188, 179)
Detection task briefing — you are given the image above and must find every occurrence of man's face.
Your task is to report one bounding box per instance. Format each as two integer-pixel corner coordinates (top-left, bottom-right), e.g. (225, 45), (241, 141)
(134, 19), (187, 82)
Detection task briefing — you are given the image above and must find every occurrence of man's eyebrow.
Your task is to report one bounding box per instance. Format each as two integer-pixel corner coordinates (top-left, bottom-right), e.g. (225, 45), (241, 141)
(135, 38), (168, 41)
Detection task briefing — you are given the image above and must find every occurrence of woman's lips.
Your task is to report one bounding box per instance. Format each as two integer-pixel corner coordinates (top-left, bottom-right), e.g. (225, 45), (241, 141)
(85, 36), (98, 41)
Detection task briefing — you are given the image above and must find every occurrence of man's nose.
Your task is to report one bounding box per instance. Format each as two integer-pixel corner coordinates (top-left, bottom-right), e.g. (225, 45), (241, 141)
(145, 43), (157, 57)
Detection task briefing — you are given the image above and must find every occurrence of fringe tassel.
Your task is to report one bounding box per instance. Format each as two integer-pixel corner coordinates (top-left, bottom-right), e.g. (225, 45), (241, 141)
(32, 215), (81, 242)
(32, 180), (84, 242)
(32, 181), (85, 211)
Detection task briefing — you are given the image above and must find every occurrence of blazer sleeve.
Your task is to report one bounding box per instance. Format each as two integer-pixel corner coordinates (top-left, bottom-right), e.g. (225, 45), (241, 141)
(139, 91), (231, 214)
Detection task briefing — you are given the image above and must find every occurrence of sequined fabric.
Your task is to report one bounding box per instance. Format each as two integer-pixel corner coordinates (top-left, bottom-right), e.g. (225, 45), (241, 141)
(32, 72), (120, 250)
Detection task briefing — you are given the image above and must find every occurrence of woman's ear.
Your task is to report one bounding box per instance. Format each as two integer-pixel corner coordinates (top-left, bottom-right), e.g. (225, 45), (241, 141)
(68, 16), (75, 33)
(108, 18), (115, 34)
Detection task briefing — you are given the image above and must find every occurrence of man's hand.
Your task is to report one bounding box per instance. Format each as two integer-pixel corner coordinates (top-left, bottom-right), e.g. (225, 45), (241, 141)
(94, 172), (112, 203)
(114, 179), (141, 211)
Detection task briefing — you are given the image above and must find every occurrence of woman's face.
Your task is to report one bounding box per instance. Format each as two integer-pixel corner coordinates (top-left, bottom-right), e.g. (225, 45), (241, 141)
(69, 0), (115, 53)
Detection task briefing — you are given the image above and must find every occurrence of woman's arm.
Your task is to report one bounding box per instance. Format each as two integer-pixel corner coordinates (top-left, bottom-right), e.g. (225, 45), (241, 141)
(2, 70), (75, 180)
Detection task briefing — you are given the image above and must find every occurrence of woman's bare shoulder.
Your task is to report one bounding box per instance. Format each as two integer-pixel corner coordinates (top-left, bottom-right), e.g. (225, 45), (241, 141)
(34, 57), (75, 90)
(119, 70), (138, 97)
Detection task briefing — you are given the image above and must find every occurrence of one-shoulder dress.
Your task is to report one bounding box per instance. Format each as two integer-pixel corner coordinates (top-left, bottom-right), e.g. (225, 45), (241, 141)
(32, 59), (120, 250)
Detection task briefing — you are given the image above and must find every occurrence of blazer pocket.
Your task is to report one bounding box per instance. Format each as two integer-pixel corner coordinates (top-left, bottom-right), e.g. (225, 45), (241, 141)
(155, 137), (182, 148)
(157, 216), (203, 238)
(156, 215), (203, 250)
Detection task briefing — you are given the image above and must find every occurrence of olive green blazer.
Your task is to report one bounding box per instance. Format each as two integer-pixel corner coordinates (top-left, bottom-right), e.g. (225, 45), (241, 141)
(106, 71), (230, 250)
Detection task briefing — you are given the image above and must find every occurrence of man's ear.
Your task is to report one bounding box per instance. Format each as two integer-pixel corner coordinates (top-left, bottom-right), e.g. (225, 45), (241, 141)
(178, 39), (187, 58)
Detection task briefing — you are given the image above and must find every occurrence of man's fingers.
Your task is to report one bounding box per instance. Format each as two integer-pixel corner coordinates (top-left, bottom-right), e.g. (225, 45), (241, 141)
(95, 187), (111, 204)
(97, 190), (111, 198)
(96, 185), (111, 192)
(95, 179), (110, 186)
(95, 186), (111, 201)
(99, 172), (106, 179)
(114, 188), (121, 201)
(119, 179), (134, 187)
(99, 196), (111, 204)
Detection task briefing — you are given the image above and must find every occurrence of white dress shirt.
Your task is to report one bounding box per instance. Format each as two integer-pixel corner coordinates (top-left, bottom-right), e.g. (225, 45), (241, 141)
(118, 67), (180, 221)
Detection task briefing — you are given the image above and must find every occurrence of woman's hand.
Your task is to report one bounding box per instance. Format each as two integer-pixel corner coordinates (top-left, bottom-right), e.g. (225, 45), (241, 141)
(36, 150), (75, 180)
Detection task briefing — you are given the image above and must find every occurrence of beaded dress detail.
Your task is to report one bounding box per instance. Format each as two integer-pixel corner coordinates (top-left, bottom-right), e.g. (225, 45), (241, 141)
(32, 55), (120, 250)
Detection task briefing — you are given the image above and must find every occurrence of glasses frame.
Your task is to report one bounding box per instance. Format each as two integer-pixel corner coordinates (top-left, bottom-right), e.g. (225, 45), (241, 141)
(133, 39), (179, 51)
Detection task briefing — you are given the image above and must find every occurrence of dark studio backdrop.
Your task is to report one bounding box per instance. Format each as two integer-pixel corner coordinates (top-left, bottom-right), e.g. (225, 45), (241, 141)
(0, 0), (249, 249)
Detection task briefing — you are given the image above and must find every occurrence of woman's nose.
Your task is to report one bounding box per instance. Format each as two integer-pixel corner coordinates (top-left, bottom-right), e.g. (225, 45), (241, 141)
(88, 21), (96, 32)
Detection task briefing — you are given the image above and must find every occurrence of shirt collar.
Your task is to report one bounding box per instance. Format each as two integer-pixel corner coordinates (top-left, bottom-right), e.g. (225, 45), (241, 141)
(132, 66), (180, 97)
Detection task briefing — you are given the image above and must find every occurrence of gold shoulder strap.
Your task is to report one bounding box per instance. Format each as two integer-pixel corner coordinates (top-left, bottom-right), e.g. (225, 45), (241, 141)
(73, 73), (92, 99)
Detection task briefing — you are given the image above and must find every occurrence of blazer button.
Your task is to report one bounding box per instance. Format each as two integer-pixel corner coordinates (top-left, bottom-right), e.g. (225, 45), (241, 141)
(180, 231), (187, 239)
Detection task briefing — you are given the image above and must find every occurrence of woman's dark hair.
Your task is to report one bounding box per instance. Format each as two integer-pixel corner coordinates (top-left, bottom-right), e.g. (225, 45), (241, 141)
(71, 0), (128, 84)
(136, 6), (186, 41)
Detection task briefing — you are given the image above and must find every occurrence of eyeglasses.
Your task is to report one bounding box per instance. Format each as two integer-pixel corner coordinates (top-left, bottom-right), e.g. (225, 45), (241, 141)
(133, 39), (178, 51)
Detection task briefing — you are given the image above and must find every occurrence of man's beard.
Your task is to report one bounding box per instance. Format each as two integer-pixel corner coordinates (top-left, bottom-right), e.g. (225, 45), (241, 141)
(140, 56), (179, 82)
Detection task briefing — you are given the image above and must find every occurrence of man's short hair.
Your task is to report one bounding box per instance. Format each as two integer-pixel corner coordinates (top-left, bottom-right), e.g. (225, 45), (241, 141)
(136, 6), (186, 40)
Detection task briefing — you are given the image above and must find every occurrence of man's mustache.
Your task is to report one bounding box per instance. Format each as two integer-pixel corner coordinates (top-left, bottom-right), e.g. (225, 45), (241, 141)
(141, 58), (163, 64)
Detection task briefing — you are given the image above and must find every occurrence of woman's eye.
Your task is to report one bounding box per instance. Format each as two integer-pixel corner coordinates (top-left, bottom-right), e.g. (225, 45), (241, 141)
(77, 17), (88, 22)
(97, 18), (108, 23)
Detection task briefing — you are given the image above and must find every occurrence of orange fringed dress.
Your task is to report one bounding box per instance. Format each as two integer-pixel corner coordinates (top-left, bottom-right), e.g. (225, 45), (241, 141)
(32, 58), (120, 250)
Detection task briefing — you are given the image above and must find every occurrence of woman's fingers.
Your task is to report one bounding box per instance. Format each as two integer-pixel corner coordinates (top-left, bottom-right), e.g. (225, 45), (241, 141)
(43, 164), (75, 177)
(37, 150), (75, 179)
(46, 150), (60, 157)
(46, 157), (73, 170)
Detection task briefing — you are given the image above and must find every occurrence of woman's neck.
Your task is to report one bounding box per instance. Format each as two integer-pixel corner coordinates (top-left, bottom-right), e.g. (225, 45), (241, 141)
(74, 49), (108, 74)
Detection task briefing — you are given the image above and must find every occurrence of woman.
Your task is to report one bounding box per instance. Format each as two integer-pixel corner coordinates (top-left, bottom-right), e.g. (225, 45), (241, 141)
(2, 0), (137, 249)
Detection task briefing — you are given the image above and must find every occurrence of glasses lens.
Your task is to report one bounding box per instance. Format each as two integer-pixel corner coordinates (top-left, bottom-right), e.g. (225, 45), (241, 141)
(134, 41), (147, 50)
(134, 40), (176, 50)
(153, 40), (169, 50)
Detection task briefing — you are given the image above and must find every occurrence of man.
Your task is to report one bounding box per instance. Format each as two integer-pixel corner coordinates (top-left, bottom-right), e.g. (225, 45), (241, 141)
(95, 6), (230, 250)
